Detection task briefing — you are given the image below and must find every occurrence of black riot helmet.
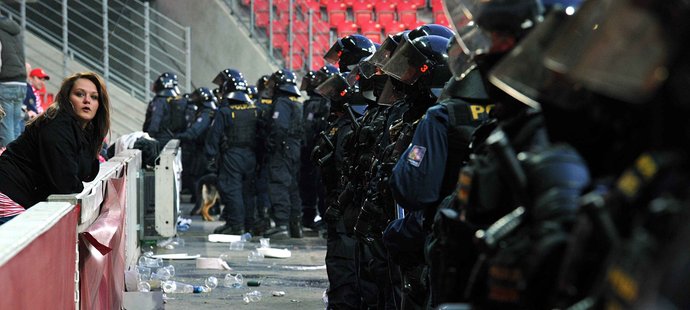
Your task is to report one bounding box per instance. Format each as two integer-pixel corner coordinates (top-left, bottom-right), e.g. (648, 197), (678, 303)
(212, 68), (244, 87)
(381, 35), (452, 99)
(152, 72), (179, 97)
(300, 70), (317, 92)
(359, 31), (411, 78)
(189, 87), (218, 110)
(443, 0), (544, 59)
(267, 69), (301, 97)
(324, 34), (376, 72)
(246, 85), (258, 100)
(312, 64), (339, 87)
(256, 75), (270, 99)
(222, 71), (251, 104)
(408, 23), (455, 40)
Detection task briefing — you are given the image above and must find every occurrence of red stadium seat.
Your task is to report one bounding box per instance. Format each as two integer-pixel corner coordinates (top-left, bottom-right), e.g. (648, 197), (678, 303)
(327, 2), (348, 27)
(375, 1), (396, 25)
(353, 1), (374, 24)
(252, 0), (270, 13)
(255, 11), (270, 28)
(431, 0), (443, 11)
(311, 57), (326, 71)
(433, 12), (450, 27)
(360, 21), (382, 43)
(288, 52), (305, 71)
(383, 21), (406, 36)
(300, 1), (323, 20)
(273, 33), (289, 53)
(337, 22), (359, 37)
(397, 1), (418, 26)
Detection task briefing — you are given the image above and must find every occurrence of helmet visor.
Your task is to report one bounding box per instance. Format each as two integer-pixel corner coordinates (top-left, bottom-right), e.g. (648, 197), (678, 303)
(358, 60), (378, 79)
(225, 91), (252, 104)
(377, 78), (405, 106)
(315, 74), (350, 101)
(447, 34), (476, 80)
(381, 40), (430, 85)
(551, 0), (668, 103)
(369, 36), (400, 68)
(346, 66), (363, 86)
(324, 40), (344, 65)
(488, 9), (570, 109)
(300, 75), (313, 91)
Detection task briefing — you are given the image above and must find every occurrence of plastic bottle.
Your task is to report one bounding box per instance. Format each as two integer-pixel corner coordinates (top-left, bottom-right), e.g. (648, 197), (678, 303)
(162, 280), (208, 294)
(205, 276), (218, 290)
(224, 273), (244, 288)
(243, 290), (262, 303)
(240, 232), (252, 241)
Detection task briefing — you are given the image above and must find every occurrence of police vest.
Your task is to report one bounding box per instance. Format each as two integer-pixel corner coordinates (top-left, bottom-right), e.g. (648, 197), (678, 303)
(165, 96), (189, 133)
(441, 99), (494, 196)
(224, 103), (258, 149)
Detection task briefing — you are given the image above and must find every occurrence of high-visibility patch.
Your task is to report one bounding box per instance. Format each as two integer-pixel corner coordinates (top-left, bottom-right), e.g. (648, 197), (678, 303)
(407, 145), (427, 167)
(272, 111), (280, 119)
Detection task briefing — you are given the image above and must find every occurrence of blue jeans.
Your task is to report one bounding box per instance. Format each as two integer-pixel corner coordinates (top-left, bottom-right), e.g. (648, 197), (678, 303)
(0, 215), (18, 225)
(0, 83), (28, 147)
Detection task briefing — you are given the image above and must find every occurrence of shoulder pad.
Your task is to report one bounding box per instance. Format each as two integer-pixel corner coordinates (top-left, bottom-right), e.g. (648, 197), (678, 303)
(289, 96), (300, 102)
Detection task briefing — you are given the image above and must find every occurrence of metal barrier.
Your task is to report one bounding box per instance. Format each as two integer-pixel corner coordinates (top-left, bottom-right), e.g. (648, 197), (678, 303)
(0, 150), (143, 309)
(154, 139), (182, 238)
(0, 0), (191, 102)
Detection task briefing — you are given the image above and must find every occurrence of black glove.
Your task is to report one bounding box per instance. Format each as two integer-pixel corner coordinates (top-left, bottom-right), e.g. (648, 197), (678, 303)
(324, 203), (344, 223)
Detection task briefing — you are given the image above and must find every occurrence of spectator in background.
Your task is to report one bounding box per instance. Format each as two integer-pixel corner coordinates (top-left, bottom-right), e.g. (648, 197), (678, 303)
(0, 72), (111, 225)
(29, 67), (51, 113)
(0, 15), (28, 148)
(21, 62), (38, 133)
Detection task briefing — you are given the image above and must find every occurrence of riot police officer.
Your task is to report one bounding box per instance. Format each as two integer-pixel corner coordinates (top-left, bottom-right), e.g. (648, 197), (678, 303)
(206, 70), (259, 235)
(263, 69), (304, 239)
(426, 1), (590, 308)
(517, 0), (690, 308)
(177, 87), (218, 216)
(144, 72), (188, 148)
(313, 71), (363, 310)
(252, 74), (273, 235)
(299, 65), (337, 230)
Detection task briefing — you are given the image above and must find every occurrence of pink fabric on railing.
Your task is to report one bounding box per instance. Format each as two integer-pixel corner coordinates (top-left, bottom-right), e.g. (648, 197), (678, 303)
(79, 176), (127, 310)
(0, 207), (79, 310)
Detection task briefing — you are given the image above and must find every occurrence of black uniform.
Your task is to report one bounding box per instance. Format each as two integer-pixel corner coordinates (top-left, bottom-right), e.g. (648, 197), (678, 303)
(205, 100), (258, 233)
(299, 93), (330, 228)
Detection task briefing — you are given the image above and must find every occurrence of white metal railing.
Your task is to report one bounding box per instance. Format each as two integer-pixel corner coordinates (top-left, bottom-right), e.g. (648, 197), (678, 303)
(0, 0), (191, 102)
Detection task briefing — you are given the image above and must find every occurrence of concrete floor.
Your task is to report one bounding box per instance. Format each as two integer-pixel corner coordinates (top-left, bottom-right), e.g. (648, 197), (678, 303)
(134, 202), (329, 310)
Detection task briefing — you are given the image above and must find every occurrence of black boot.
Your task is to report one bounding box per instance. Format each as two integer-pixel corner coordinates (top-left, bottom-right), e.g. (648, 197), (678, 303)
(264, 225), (289, 239)
(289, 220), (303, 238)
(213, 223), (244, 235)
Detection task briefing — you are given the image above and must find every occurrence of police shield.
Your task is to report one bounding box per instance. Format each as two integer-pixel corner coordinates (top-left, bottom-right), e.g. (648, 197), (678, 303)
(443, 0), (493, 57)
(447, 34), (475, 81)
(546, 0), (669, 104)
(488, 9), (571, 109)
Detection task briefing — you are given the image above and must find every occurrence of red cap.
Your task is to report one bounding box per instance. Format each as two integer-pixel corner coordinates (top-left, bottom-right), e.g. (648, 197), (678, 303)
(29, 68), (50, 80)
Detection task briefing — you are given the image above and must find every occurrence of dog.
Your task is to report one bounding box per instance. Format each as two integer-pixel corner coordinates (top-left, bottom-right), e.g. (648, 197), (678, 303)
(190, 173), (221, 221)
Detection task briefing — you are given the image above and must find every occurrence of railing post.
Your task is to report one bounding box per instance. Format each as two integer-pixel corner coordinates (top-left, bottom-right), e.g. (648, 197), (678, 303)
(308, 8), (313, 71)
(250, 0), (255, 37)
(185, 27), (191, 92)
(288, 0), (294, 70)
(103, 0), (109, 86)
(62, 0), (68, 78)
(268, 0), (273, 60)
(20, 0), (25, 59)
(144, 1), (151, 102)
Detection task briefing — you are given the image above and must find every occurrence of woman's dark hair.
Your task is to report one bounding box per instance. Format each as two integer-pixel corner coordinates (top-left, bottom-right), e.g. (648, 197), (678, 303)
(27, 72), (111, 157)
